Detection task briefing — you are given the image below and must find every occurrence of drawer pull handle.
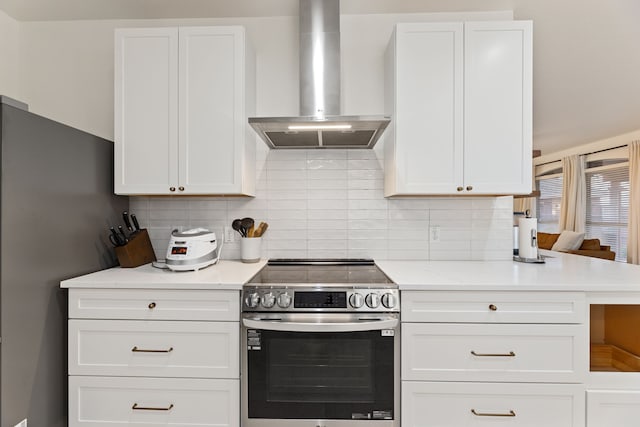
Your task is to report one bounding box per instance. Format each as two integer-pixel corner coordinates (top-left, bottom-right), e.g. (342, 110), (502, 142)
(132, 346), (174, 353)
(148, 302), (156, 309)
(489, 304), (497, 311)
(471, 409), (515, 417)
(471, 350), (515, 357)
(132, 403), (174, 411)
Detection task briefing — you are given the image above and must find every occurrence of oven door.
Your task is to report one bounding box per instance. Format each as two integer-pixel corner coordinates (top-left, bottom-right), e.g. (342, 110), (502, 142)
(242, 312), (399, 427)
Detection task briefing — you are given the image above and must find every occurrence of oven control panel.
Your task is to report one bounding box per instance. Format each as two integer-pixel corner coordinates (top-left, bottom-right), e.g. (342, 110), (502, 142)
(242, 287), (399, 312)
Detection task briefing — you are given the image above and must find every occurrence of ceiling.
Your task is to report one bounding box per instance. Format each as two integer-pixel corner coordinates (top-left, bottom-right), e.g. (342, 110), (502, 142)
(1, 0), (638, 155)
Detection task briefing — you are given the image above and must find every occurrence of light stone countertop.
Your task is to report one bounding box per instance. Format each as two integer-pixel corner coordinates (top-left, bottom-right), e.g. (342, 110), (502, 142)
(377, 250), (640, 292)
(61, 251), (640, 293)
(60, 259), (267, 290)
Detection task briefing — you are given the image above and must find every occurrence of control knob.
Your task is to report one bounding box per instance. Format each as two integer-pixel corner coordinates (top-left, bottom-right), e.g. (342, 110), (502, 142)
(365, 293), (380, 308)
(261, 292), (276, 308)
(349, 293), (364, 308)
(381, 293), (396, 309)
(245, 292), (260, 308)
(277, 292), (292, 308)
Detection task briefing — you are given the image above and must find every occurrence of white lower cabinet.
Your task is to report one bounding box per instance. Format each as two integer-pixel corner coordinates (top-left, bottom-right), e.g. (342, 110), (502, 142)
(587, 390), (640, 427)
(402, 323), (585, 383)
(401, 291), (587, 427)
(403, 382), (584, 427)
(69, 319), (239, 378)
(69, 376), (238, 427)
(67, 288), (240, 427)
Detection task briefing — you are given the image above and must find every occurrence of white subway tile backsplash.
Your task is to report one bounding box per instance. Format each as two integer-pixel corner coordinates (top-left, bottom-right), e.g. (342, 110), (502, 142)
(307, 159), (347, 170)
(308, 199), (348, 210)
(137, 149), (513, 261)
(308, 169), (348, 180)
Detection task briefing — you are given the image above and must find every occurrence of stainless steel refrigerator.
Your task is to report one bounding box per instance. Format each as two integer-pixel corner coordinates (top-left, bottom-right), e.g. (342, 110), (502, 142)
(0, 96), (128, 427)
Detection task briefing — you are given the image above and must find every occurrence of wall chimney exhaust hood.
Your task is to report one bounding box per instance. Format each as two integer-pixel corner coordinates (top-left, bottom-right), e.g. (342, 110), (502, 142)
(248, 0), (390, 149)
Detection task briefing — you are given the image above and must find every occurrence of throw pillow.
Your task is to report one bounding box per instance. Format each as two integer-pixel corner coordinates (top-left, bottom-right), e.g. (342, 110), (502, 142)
(580, 238), (601, 251)
(551, 230), (586, 251)
(537, 232), (560, 250)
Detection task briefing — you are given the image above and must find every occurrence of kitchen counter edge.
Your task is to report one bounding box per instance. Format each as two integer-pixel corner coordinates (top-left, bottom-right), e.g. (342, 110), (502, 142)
(60, 259), (267, 290)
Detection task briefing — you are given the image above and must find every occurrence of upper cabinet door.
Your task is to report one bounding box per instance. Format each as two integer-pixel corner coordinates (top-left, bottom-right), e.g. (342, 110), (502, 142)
(179, 27), (253, 195)
(114, 28), (179, 195)
(463, 21), (533, 194)
(385, 23), (464, 196)
(384, 21), (532, 197)
(114, 26), (255, 196)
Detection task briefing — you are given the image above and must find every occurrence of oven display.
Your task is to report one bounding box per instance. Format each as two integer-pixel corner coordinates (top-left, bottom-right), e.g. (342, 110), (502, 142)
(294, 291), (347, 309)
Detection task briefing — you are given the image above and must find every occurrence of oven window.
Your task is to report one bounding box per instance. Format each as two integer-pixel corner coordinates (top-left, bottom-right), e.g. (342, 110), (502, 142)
(268, 337), (374, 403)
(246, 329), (395, 420)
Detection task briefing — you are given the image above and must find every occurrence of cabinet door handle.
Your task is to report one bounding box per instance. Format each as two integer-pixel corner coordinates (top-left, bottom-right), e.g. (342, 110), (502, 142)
(489, 304), (497, 311)
(132, 403), (174, 411)
(169, 187), (176, 192)
(471, 409), (515, 417)
(471, 350), (515, 357)
(148, 302), (156, 309)
(178, 186), (185, 191)
(466, 185), (473, 191)
(131, 346), (174, 353)
(456, 186), (464, 191)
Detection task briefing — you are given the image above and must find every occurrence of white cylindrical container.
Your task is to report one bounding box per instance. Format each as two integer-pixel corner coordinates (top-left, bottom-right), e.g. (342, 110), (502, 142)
(240, 237), (262, 263)
(518, 217), (538, 259)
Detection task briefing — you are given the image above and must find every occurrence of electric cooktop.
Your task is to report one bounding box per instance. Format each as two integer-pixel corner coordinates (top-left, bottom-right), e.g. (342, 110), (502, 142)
(247, 258), (395, 286)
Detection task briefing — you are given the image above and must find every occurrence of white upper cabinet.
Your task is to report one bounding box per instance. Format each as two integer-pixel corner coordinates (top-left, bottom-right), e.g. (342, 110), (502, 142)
(114, 26), (256, 196)
(384, 21), (532, 196)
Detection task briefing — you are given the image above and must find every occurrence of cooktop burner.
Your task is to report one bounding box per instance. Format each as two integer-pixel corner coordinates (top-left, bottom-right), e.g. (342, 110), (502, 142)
(247, 258), (394, 285)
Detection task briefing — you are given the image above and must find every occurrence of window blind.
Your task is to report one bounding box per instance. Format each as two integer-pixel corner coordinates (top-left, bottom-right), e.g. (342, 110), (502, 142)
(586, 165), (629, 262)
(536, 175), (563, 233)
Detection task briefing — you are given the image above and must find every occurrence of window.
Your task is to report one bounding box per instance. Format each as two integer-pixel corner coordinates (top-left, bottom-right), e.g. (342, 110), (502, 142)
(536, 175), (563, 233)
(586, 165), (629, 262)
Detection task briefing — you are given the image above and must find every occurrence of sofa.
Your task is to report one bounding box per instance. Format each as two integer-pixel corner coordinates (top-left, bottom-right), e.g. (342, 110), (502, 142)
(537, 232), (616, 261)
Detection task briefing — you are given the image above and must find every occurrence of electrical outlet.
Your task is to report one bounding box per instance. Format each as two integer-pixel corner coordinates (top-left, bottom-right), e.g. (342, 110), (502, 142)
(223, 226), (235, 243)
(14, 419), (27, 427)
(429, 226), (441, 242)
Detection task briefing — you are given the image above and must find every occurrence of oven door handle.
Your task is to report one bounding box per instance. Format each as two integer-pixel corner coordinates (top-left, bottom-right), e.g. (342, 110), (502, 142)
(242, 317), (399, 332)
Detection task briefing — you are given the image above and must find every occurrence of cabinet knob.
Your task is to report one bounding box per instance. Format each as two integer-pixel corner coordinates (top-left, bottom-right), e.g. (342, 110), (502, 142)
(466, 186), (473, 191)
(457, 186), (464, 192)
(148, 302), (156, 309)
(169, 187), (176, 192)
(178, 186), (185, 191)
(489, 304), (497, 311)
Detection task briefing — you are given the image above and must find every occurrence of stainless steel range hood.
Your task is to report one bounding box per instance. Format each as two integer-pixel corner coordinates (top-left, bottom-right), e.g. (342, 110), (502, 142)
(248, 0), (390, 149)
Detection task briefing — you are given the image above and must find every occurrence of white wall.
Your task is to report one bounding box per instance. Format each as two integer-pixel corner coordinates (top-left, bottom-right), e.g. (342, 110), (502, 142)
(18, 10), (511, 140)
(0, 9), (20, 100)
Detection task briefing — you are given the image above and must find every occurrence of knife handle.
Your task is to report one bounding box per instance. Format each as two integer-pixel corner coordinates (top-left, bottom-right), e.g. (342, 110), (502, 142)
(122, 211), (133, 232)
(130, 214), (141, 232)
(117, 225), (129, 243)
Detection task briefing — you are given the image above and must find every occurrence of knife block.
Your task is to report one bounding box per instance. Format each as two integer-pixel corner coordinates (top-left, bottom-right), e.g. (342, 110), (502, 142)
(114, 229), (157, 268)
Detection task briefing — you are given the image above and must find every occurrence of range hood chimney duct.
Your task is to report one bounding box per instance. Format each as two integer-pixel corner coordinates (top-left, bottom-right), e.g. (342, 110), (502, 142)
(248, 0), (390, 149)
(299, 0), (340, 118)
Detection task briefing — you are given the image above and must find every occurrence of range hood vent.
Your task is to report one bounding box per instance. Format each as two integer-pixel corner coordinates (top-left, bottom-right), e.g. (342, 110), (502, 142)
(248, 0), (390, 149)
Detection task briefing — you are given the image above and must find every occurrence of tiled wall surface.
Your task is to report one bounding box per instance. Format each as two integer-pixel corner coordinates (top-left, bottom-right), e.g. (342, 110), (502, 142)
(130, 149), (513, 261)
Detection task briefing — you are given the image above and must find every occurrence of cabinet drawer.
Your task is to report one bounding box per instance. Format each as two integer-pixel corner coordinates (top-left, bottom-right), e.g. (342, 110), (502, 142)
(402, 323), (586, 382)
(402, 291), (585, 323)
(402, 381), (584, 427)
(69, 320), (239, 378)
(69, 288), (239, 321)
(587, 390), (640, 427)
(69, 376), (238, 427)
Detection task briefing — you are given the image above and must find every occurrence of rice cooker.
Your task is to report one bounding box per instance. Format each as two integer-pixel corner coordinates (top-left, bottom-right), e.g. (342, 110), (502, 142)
(165, 228), (221, 271)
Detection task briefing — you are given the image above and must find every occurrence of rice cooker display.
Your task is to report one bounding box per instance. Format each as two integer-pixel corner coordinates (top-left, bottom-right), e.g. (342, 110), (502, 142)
(171, 246), (188, 255)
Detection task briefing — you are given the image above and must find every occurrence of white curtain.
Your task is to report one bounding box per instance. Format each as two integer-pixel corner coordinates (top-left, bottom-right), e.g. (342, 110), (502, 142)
(558, 155), (586, 232)
(628, 141), (640, 264)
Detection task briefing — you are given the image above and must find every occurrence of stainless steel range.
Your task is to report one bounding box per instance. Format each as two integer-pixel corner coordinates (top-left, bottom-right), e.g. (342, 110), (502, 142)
(241, 259), (399, 427)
